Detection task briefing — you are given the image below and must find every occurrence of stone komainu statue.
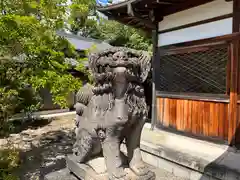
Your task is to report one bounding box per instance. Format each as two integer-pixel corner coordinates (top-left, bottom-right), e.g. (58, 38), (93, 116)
(73, 47), (155, 180)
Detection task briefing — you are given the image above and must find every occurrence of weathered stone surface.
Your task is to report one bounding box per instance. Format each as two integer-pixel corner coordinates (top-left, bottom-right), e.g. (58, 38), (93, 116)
(66, 155), (156, 180)
(140, 124), (240, 180)
(44, 168), (78, 180)
(44, 162), (188, 180)
(66, 155), (108, 180)
(71, 47), (154, 180)
(86, 157), (107, 174)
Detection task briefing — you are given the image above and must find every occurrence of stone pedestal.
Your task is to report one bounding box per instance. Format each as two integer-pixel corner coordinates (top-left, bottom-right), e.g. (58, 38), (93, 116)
(66, 155), (155, 180)
(66, 155), (108, 180)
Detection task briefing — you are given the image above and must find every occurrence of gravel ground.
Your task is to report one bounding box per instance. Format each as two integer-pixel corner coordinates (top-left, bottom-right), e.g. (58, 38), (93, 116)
(0, 115), (187, 180)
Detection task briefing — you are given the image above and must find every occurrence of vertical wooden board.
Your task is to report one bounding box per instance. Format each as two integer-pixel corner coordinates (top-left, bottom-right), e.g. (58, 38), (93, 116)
(167, 98), (172, 127)
(169, 99), (177, 129)
(202, 102), (210, 137)
(224, 104), (229, 140)
(209, 103), (216, 137)
(183, 100), (189, 131)
(195, 101), (202, 134)
(218, 103), (226, 139)
(214, 103), (220, 137)
(161, 98), (165, 126)
(186, 100), (192, 133)
(178, 100), (185, 131)
(194, 101), (200, 134)
(191, 100), (197, 134)
(176, 99), (182, 131)
(181, 100), (185, 131)
(157, 98), (163, 124)
(198, 101), (205, 135)
(163, 98), (170, 127)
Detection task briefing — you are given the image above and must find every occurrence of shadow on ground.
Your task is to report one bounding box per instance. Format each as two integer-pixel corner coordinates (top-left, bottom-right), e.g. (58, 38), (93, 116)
(15, 129), (75, 180)
(1, 118), (54, 138)
(199, 124), (240, 180)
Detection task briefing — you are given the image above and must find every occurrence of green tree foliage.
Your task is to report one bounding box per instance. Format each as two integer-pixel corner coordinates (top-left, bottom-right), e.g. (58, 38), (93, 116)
(68, 1), (152, 51)
(68, 0), (98, 36)
(0, 0), (90, 178)
(94, 19), (152, 51)
(0, 0), (87, 125)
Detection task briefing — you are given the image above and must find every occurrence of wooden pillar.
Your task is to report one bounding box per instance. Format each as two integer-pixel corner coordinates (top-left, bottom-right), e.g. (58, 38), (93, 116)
(229, 41), (239, 145)
(228, 0), (240, 145)
(151, 25), (159, 130)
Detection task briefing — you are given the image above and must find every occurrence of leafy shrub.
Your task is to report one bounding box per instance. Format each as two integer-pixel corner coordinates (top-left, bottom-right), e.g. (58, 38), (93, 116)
(0, 147), (20, 180)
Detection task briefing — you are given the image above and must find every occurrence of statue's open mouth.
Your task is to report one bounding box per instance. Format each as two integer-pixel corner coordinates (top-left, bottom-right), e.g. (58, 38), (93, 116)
(109, 62), (133, 68)
(95, 58), (139, 74)
(96, 64), (138, 75)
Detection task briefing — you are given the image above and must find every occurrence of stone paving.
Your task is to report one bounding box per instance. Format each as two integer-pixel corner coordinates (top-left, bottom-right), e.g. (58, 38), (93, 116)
(151, 166), (188, 180)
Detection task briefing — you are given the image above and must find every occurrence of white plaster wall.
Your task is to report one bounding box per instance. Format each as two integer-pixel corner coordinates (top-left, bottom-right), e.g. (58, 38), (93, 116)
(158, 18), (233, 47)
(159, 0), (233, 31)
(157, 0), (233, 47)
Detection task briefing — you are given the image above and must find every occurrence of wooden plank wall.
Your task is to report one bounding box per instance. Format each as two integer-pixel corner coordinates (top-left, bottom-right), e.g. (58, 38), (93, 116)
(235, 103), (240, 144)
(157, 98), (229, 141)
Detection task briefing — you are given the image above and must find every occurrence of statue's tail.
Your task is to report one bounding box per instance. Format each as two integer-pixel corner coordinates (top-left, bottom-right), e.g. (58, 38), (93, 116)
(75, 83), (94, 116)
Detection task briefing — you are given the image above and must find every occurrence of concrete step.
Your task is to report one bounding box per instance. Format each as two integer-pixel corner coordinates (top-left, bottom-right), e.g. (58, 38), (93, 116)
(140, 123), (240, 180)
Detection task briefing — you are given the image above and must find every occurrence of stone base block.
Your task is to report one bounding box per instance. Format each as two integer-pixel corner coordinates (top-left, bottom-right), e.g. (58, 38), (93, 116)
(66, 155), (108, 180)
(66, 155), (155, 180)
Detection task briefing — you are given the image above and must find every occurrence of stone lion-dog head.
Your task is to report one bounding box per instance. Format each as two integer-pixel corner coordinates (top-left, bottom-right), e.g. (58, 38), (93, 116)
(88, 47), (151, 118)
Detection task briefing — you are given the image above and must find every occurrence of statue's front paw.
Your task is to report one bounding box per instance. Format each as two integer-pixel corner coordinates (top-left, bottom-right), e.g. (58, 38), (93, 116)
(130, 162), (156, 180)
(109, 168), (131, 180)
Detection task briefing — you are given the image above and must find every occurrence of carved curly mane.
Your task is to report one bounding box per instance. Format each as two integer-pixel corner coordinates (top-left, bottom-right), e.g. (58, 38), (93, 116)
(85, 47), (151, 118)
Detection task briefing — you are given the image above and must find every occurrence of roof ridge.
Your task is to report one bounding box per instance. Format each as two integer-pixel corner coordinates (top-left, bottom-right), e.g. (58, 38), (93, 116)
(56, 30), (108, 44)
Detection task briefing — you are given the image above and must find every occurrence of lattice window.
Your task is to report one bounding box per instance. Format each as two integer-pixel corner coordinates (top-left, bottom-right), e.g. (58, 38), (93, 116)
(158, 45), (228, 94)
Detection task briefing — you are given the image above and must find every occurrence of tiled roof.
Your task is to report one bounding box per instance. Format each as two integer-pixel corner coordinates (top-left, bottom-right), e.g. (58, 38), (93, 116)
(56, 30), (112, 51)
